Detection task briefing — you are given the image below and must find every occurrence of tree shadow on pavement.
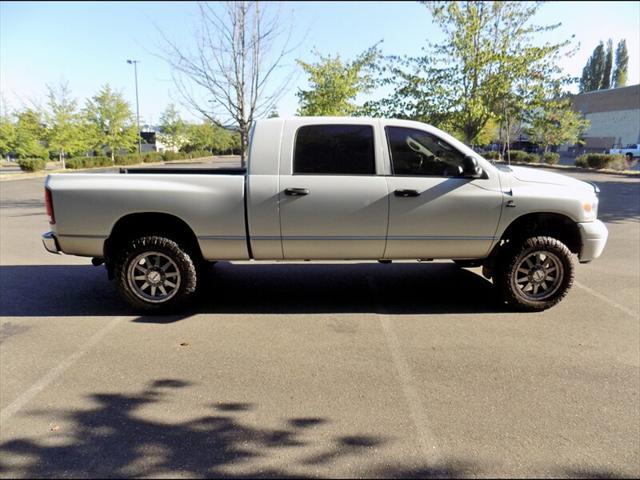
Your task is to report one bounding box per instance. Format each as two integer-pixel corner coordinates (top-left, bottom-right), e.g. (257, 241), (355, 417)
(0, 262), (504, 319)
(0, 378), (470, 478)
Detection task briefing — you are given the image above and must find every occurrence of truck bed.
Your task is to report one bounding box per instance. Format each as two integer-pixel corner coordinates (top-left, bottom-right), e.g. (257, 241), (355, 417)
(119, 167), (247, 175)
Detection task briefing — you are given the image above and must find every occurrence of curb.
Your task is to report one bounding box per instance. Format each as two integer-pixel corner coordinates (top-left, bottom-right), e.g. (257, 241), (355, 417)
(0, 156), (240, 182)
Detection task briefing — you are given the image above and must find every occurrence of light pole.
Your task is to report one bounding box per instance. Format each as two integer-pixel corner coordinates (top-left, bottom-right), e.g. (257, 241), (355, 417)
(126, 59), (142, 155)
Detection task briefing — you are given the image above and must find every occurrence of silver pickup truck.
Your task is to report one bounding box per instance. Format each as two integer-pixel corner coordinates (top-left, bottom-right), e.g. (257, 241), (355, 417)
(42, 117), (608, 312)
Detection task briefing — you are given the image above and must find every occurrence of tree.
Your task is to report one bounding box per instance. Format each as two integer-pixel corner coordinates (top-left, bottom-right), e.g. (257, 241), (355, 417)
(84, 84), (138, 162)
(580, 41), (606, 92)
(0, 102), (16, 160)
(159, 1), (297, 166)
(44, 82), (86, 168)
(367, 1), (572, 146)
(13, 109), (48, 160)
(613, 39), (628, 87)
(527, 97), (590, 152)
(184, 122), (234, 154)
(267, 109), (279, 118)
(601, 39), (613, 89)
(296, 44), (381, 116)
(158, 104), (186, 151)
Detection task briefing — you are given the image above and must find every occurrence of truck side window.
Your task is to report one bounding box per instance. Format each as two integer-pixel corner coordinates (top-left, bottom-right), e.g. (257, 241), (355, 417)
(386, 127), (466, 177)
(294, 125), (376, 175)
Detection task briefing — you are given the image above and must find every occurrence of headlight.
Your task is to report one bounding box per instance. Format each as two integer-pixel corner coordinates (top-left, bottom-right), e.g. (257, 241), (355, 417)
(583, 198), (598, 220)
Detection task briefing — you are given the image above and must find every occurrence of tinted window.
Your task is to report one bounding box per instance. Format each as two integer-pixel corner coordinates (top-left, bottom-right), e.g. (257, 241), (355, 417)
(294, 125), (375, 175)
(386, 127), (466, 177)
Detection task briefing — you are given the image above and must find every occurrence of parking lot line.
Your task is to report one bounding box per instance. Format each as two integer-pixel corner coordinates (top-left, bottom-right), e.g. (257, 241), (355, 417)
(367, 276), (441, 463)
(0, 315), (126, 424)
(574, 281), (638, 318)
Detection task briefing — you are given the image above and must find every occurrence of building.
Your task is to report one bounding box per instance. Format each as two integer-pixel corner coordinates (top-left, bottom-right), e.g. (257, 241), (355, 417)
(564, 84), (640, 153)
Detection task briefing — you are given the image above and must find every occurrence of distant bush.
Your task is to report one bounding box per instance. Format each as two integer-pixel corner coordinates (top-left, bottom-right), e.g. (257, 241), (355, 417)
(66, 156), (112, 169)
(541, 152), (560, 165)
(575, 153), (626, 170)
(483, 151), (500, 160)
(142, 152), (163, 163)
(114, 154), (142, 166)
(161, 151), (183, 161)
(508, 150), (538, 163)
(17, 158), (46, 172)
(188, 150), (213, 159)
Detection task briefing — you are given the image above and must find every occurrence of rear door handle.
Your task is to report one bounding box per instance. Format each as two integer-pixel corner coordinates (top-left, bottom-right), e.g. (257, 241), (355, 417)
(394, 189), (421, 197)
(284, 188), (310, 196)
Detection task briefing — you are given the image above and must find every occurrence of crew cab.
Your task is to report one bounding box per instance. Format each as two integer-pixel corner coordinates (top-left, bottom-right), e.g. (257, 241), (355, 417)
(42, 117), (608, 312)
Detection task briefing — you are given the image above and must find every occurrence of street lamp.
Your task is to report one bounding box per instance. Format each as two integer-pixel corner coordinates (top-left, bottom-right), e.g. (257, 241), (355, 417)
(126, 59), (142, 155)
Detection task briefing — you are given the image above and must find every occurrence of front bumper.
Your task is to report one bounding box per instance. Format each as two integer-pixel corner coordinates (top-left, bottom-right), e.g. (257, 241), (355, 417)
(42, 232), (61, 254)
(577, 220), (608, 263)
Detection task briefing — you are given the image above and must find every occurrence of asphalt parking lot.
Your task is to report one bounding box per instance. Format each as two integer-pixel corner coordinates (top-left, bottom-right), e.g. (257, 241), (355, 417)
(0, 168), (638, 478)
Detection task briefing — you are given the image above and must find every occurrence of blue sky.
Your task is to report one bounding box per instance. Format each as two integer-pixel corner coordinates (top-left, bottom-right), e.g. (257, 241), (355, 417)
(2, 1), (639, 125)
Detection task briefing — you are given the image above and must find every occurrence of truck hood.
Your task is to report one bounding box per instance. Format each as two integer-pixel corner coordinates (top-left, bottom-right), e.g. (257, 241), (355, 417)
(509, 166), (595, 194)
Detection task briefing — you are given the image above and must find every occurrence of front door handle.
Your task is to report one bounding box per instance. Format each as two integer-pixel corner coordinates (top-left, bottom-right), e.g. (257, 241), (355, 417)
(394, 189), (421, 197)
(284, 188), (310, 196)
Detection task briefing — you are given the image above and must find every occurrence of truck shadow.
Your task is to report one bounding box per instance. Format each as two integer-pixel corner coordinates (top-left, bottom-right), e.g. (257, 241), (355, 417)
(0, 262), (503, 318)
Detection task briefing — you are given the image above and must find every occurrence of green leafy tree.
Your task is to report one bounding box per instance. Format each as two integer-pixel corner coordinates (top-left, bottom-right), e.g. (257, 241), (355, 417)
(613, 39), (628, 87)
(367, 2), (572, 146)
(580, 41), (606, 92)
(158, 104), (187, 151)
(84, 84), (138, 162)
(13, 109), (48, 160)
(296, 43), (381, 116)
(0, 105), (16, 159)
(527, 97), (590, 152)
(44, 82), (87, 168)
(184, 122), (234, 154)
(601, 39), (613, 89)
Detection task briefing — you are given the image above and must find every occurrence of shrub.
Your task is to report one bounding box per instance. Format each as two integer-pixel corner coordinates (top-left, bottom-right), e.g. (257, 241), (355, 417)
(161, 151), (184, 161)
(541, 152), (560, 165)
(142, 152), (163, 163)
(66, 156), (112, 169)
(483, 151), (500, 160)
(114, 154), (142, 166)
(507, 150), (538, 163)
(575, 153), (626, 170)
(188, 150), (213, 159)
(17, 158), (46, 172)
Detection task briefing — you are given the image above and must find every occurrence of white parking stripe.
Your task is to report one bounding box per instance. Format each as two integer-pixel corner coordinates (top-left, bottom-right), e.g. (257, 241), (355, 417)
(367, 276), (441, 463)
(0, 316), (125, 424)
(574, 281), (638, 319)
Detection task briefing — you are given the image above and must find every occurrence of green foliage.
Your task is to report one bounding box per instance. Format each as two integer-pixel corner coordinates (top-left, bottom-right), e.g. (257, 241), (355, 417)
(0, 111), (16, 158)
(13, 109), (48, 160)
(183, 122), (236, 154)
(84, 84), (138, 161)
(141, 152), (164, 163)
(17, 158), (46, 172)
(161, 151), (183, 161)
(367, 1), (572, 145)
(526, 96), (590, 151)
(580, 40), (619, 92)
(296, 43), (381, 116)
(44, 82), (88, 167)
(483, 150), (501, 160)
(507, 150), (538, 163)
(158, 104), (186, 151)
(541, 152), (560, 165)
(601, 40), (613, 90)
(66, 156), (112, 169)
(575, 153), (626, 170)
(114, 154), (143, 166)
(613, 40), (628, 87)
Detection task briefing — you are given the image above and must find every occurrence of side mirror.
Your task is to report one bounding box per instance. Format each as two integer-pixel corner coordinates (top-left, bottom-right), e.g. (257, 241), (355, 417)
(462, 155), (483, 179)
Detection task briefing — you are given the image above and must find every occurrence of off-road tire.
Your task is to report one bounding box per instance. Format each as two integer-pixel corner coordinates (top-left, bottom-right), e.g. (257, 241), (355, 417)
(114, 236), (198, 312)
(495, 236), (574, 312)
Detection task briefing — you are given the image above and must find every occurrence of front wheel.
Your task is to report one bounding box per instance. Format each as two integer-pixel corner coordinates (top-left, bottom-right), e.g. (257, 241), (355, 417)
(495, 236), (575, 312)
(114, 236), (198, 312)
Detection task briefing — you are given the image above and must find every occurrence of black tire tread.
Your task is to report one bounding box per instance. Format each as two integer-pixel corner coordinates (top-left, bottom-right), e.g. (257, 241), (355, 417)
(113, 236), (198, 312)
(496, 236), (575, 312)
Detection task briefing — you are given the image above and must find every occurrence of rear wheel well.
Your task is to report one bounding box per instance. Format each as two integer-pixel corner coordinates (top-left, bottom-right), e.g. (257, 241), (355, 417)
(104, 213), (203, 275)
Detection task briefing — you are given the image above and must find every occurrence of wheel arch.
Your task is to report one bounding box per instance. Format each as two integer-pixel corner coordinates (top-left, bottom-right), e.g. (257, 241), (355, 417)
(495, 212), (581, 255)
(104, 212), (203, 272)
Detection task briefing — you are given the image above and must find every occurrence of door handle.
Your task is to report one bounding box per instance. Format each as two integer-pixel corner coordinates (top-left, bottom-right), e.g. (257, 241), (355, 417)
(394, 189), (421, 197)
(284, 188), (310, 196)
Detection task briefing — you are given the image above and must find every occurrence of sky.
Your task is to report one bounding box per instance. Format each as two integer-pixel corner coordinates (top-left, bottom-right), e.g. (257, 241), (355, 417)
(2, 1), (639, 126)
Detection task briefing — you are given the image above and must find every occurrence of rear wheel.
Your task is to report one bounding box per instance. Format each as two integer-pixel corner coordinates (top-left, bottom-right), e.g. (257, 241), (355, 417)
(495, 236), (574, 311)
(114, 236), (198, 312)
